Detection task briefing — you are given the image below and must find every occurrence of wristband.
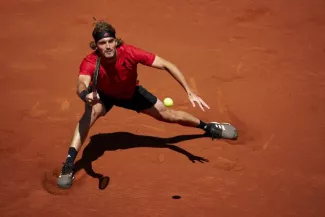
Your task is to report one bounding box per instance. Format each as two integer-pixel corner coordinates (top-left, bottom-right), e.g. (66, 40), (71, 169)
(80, 90), (89, 102)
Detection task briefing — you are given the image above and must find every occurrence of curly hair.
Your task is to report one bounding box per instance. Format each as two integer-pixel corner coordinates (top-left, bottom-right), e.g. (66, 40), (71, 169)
(89, 18), (124, 50)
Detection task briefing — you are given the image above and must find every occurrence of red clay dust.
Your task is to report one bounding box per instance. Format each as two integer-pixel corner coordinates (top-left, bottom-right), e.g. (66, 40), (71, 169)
(1, 0), (325, 216)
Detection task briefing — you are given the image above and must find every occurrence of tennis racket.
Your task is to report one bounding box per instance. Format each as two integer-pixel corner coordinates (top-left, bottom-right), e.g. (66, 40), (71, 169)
(91, 56), (101, 99)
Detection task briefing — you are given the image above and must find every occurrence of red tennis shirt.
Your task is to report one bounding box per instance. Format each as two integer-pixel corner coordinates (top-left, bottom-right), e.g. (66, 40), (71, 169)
(79, 43), (156, 99)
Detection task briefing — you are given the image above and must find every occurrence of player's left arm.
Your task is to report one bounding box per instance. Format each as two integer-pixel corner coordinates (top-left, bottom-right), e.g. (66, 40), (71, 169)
(150, 56), (193, 95)
(132, 45), (209, 110)
(150, 55), (210, 111)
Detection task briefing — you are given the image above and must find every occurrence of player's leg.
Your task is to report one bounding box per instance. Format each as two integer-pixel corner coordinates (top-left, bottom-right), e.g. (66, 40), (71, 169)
(66, 102), (107, 164)
(57, 99), (113, 189)
(142, 99), (237, 140)
(141, 99), (200, 127)
(122, 86), (238, 140)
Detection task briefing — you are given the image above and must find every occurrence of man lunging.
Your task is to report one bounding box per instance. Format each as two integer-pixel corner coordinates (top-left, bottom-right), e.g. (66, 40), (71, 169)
(57, 20), (238, 189)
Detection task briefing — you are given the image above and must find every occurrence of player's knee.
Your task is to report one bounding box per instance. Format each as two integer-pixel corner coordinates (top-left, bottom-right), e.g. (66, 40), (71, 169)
(84, 103), (105, 120)
(92, 103), (106, 118)
(159, 109), (180, 123)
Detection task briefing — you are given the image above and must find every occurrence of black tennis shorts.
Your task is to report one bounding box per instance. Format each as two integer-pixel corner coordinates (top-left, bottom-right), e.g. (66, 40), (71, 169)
(96, 85), (158, 114)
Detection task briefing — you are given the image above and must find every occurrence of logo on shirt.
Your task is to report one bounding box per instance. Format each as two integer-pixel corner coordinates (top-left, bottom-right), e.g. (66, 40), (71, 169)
(114, 76), (120, 82)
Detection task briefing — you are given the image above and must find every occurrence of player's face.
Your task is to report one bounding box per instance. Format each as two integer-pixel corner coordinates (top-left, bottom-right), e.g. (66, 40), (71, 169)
(97, 37), (117, 59)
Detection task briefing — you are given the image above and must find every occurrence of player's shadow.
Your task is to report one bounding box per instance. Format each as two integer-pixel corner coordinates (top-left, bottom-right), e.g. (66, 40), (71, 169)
(73, 132), (209, 190)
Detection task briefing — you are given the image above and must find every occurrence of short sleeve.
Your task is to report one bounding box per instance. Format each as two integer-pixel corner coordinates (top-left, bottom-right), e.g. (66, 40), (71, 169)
(79, 59), (95, 77)
(128, 45), (156, 66)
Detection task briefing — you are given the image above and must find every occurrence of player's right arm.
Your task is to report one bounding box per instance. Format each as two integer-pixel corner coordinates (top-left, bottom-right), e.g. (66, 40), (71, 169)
(77, 74), (91, 96)
(77, 75), (100, 104)
(78, 58), (101, 105)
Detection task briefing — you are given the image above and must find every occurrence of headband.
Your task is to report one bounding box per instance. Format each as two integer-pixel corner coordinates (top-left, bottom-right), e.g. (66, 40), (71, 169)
(93, 31), (116, 43)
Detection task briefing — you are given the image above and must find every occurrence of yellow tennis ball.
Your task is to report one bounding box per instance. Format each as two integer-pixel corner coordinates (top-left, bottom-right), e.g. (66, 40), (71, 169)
(163, 97), (174, 107)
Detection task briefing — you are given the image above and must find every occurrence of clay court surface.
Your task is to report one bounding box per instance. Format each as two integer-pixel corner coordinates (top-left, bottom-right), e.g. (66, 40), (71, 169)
(1, 0), (325, 216)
